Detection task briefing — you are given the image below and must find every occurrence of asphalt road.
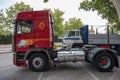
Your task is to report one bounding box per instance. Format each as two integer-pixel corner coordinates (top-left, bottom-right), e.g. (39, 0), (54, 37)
(0, 52), (120, 80)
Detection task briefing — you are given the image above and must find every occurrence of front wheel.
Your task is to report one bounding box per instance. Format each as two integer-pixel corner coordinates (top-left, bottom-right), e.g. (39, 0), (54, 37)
(94, 53), (115, 72)
(28, 53), (49, 72)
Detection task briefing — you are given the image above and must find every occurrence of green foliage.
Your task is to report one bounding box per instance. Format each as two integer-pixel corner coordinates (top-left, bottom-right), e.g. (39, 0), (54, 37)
(79, 0), (120, 31)
(46, 9), (65, 37)
(43, 0), (48, 3)
(0, 2), (32, 35)
(44, 9), (83, 41)
(0, 34), (12, 44)
(0, 10), (6, 33)
(64, 18), (83, 31)
(5, 1), (33, 31)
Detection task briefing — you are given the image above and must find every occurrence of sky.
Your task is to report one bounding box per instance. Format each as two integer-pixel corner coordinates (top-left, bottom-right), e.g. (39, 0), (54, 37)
(0, 0), (107, 25)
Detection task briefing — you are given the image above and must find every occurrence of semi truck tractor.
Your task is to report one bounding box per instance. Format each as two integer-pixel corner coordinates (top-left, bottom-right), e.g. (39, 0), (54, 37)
(12, 10), (119, 72)
(63, 25), (120, 54)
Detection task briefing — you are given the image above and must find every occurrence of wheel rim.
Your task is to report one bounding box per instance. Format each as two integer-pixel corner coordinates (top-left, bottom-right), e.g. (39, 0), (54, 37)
(99, 56), (111, 69)
(32, 57), (44, 68)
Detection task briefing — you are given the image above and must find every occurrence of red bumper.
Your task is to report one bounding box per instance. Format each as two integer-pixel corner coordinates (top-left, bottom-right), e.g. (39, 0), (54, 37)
(13, 54), (27, 67)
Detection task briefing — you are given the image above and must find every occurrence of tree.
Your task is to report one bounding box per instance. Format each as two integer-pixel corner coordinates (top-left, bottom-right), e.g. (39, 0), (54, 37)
(44, 0), (120, 22)
(111, 0), (120, 20)
(46, 9), (65, 37)
(0, 10), (5, 33)
(64, 18), (83, 31)
(45, 9), (84, 37)
(5, 1), (33, 31)
(79, 0), (120, 31)
(44, 0), (48, 3)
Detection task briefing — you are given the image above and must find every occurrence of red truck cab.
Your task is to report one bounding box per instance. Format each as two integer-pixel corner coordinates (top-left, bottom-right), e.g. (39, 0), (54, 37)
(13, 10), (54, 67)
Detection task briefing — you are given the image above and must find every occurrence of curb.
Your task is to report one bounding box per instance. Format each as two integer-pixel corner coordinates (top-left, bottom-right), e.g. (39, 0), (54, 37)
(0, 44), (12, 54)
(0, 45), (11, 47)
(0, 51), (12, 54)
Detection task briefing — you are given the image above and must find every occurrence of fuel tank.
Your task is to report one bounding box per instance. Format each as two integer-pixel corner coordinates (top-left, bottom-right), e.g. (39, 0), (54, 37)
(55, 48), (85, 62)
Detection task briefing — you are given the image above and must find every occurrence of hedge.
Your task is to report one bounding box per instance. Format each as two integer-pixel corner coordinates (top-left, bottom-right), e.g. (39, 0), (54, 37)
(0, 34), (12, 44)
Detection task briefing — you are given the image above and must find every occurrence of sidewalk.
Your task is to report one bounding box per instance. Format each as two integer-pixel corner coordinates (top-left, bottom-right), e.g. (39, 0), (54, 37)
(0, 44), (12, 53)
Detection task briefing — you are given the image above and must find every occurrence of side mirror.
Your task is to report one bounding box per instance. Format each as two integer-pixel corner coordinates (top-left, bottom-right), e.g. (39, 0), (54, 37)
(12, 19), (16, 24)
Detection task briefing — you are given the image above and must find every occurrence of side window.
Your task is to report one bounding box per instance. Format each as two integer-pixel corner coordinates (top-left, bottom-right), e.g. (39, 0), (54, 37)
(17, 20), (33, 34)
(68, 31), (75, 37)
(76, 31), (80, 36)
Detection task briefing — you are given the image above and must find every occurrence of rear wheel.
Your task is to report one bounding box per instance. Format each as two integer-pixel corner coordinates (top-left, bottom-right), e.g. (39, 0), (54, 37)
(28, 53), (49, 72)
(94, 53), (115, 72)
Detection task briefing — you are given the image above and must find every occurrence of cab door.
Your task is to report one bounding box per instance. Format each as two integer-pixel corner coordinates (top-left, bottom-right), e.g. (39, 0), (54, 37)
(14, 20), (34, 52)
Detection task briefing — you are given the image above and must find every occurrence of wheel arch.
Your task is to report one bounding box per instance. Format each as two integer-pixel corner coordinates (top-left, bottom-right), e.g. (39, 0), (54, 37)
(92, 48), (119, 68)
(24, 49), (51, 62)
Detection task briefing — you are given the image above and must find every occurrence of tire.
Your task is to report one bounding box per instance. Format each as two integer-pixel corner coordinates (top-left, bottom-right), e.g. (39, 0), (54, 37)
(94, 53), (115, 72)
(28, 53), (49, 72)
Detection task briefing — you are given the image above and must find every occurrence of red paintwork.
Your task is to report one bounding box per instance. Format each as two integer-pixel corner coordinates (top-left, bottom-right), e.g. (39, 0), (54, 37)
(14, 10), (52, 52)
(13, 54), (27, 67)
(13, 10), (53, 66)
(35, 61), (40, 65)
(100, 57), (106, 65)
(99, 45), (110, 49)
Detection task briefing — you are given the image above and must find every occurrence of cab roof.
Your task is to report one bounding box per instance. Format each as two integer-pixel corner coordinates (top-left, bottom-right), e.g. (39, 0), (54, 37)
(16, 10), (49, 20)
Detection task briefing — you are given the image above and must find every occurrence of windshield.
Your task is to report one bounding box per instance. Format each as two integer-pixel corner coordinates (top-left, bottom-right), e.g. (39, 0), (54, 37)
(64, 31), (69, 37)
(64, 30), (81, 37)
(68, 31), (75, 37)
(16, 20), (33, 34)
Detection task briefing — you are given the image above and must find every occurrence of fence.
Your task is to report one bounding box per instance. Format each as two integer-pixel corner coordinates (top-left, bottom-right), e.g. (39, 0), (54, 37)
(0, 34), (12, 44)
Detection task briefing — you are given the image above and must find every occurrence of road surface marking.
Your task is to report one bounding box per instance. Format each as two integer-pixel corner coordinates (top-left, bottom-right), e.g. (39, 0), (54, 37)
(37, 72), (43, 80)
(79, 62), (98, 80)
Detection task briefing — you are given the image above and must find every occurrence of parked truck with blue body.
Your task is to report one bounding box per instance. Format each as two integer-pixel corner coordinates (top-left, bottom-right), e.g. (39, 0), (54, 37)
(63, 25), (120, 54)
